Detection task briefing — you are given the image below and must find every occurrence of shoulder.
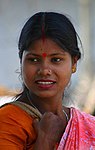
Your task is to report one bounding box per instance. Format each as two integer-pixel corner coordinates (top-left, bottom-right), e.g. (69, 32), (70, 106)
(72, 107), (95, 130)
(0, 103), (36, 138)
(70, 107), (95, 148)
(0, 104), (36, 148)
(73, 107), (95, 120)
(0, 103), (36, 146)
(0, 103), (34, 128)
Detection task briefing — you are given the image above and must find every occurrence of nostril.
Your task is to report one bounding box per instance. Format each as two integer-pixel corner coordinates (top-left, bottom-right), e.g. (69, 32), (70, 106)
(37, 68), (52, 75)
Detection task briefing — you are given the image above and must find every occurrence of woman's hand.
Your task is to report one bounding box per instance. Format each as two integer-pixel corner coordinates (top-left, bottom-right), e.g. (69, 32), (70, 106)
(33, 112), (65, 150)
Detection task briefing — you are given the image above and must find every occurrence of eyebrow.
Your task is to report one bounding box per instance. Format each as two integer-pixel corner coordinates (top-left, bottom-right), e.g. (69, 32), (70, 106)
(26, 52), (66, 57)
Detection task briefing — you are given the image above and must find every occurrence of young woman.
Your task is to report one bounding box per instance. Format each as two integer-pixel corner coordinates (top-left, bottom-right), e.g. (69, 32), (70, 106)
(0, 12), (95, 150)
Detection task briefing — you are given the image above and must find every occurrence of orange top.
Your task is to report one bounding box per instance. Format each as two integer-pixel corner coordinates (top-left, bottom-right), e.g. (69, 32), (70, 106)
(0, 104), (36, 150)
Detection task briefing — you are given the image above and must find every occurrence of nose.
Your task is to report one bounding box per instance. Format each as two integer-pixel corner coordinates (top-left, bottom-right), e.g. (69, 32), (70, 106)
(37, 62), (52, 76)
(38, 68), (52, 76)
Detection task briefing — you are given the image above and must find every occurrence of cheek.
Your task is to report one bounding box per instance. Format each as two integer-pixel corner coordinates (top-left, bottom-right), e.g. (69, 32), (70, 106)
(22, 65), (35, 83)
(56, 62), (72, 75)
(57, 64), (72, 84)
(64, 64), (72, 80)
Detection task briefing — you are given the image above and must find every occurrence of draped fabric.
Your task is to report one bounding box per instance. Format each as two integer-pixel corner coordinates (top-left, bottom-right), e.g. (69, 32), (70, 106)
(58, 108), (95, 150)
(0, 103), (95, 150)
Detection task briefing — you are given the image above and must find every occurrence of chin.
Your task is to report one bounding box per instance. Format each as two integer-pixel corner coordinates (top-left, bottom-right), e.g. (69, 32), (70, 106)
(35, 92), (57, 99)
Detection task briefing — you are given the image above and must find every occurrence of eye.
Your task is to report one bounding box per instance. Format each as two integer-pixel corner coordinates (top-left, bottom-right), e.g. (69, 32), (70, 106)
(51, 58), (63, 62)
(28, 57), (40, 62)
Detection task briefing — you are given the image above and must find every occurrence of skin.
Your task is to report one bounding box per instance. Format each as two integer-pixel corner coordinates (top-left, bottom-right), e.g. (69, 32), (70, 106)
(21, 38), (77, 149)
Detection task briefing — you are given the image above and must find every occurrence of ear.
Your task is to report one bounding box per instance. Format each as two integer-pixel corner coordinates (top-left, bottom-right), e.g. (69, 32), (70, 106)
(72, 56), (78, 73)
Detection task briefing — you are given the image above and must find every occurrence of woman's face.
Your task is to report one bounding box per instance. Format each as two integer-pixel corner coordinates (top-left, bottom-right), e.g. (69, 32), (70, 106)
(21, 38), (77, 99)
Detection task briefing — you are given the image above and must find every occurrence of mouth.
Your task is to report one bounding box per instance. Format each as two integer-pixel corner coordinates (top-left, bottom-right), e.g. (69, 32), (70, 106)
(35, 80), (56, 89)
(35, 80), (56, 84)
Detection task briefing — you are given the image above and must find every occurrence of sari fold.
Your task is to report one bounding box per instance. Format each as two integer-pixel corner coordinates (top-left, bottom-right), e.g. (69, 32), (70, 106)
(58, 108), (95, 150)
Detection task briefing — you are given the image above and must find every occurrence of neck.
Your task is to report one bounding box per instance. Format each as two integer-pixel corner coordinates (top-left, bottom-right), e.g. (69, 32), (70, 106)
(27, 92), (70, 121)
(18, 91), (70, 122)
(33, 99), (63, 115)
(29, 92), (62, 114)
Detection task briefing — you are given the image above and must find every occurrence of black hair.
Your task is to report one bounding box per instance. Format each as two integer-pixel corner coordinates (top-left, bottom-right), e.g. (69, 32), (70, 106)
(18, 12), (81, 61)
(16, 12), (82, 100)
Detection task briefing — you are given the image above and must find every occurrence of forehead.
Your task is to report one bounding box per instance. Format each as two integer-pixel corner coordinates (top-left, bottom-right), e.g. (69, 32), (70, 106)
(28, 38), (66, 54)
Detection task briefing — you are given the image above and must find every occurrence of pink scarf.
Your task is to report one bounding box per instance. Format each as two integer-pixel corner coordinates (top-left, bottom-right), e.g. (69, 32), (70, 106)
(58, 108), (95, 150)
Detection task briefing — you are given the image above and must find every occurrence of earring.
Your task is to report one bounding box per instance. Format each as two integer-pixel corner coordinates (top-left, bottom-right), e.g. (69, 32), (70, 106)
(72, 67), (76, 73)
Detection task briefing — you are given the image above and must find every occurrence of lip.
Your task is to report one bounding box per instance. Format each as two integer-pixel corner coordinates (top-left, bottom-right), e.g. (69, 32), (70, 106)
(35, 79), (56, 89)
